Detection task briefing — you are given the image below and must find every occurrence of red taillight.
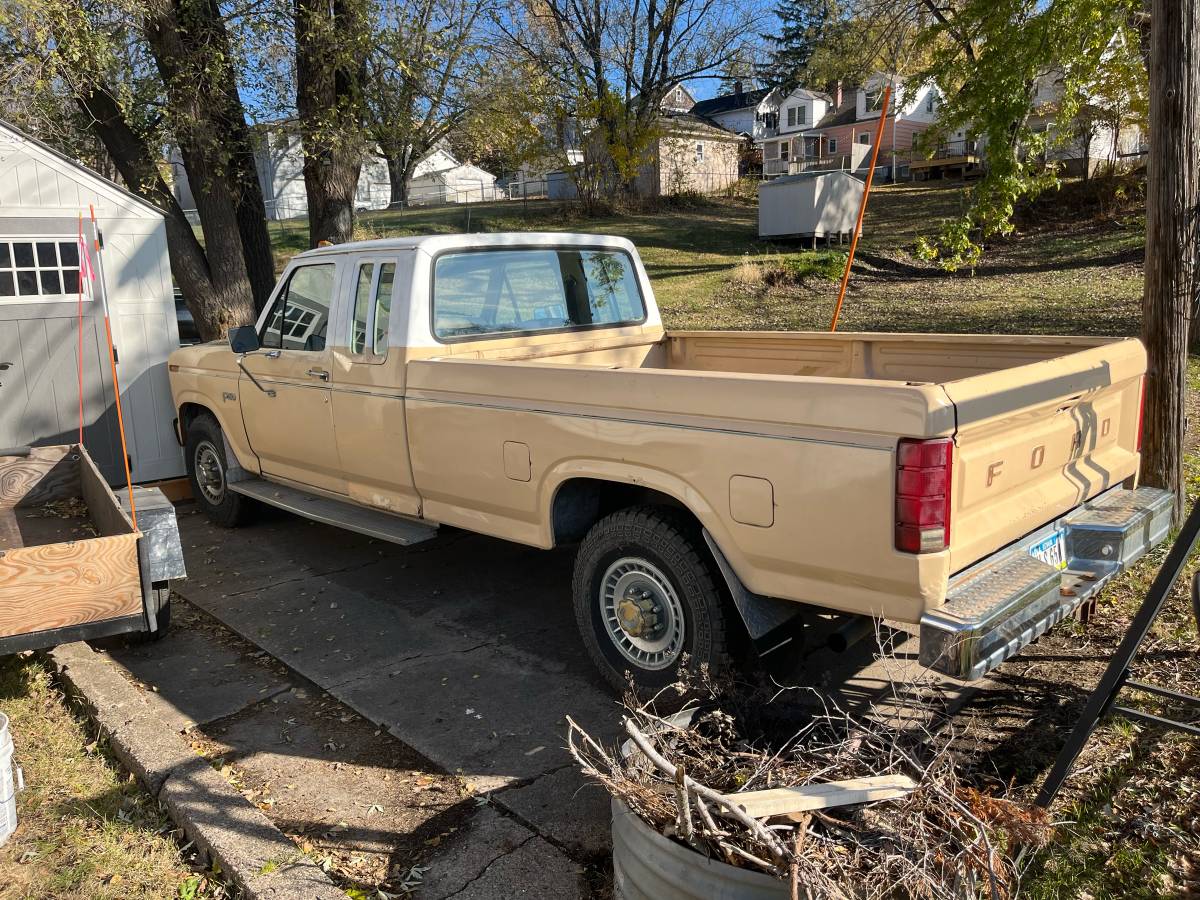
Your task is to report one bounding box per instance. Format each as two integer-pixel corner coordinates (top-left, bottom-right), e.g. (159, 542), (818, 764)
(895, 437), (953, 554)
(1136, 376), (1147, 452)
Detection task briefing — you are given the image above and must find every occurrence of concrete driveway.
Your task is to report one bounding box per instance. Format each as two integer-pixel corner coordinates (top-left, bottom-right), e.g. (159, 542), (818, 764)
(172, 503), (623, 867)
(171, 500), (975, 893)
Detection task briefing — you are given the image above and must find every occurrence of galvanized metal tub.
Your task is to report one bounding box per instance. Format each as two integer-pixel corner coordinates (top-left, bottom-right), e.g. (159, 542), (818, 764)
(612, 798), (789, 900)
(612, 708), (790, 900)
(0, 711), (22, 847)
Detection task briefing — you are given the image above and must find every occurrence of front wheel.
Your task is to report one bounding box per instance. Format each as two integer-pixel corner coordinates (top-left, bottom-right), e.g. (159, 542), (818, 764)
(572, 506), (732, 694)
(185, 414), (251, 528)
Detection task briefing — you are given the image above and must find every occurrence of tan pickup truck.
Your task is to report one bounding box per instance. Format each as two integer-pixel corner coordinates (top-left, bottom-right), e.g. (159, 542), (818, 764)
(168, 233), (1170, 690)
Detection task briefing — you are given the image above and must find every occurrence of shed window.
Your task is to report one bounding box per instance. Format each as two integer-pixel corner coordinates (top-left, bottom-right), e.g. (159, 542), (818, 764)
(0, 240), (83, 300)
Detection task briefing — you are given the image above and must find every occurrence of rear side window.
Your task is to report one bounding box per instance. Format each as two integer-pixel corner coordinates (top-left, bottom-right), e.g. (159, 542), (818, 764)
(348, 261), (395, 357)
(432, 248), (645, 341)
(261, 264), (335, 351)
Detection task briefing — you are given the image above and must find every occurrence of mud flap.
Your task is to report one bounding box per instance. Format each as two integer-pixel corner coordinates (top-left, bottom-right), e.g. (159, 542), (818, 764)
(701, 530), (804, 656)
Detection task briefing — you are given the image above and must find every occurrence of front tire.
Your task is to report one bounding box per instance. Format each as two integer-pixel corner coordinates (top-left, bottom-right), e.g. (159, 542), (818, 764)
(572, 506), (732, 694)
(185, 414), (251, 528)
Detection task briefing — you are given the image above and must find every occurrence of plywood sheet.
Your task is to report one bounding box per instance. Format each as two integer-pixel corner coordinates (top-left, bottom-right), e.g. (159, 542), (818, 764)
(0, 532), (142, 637)
(0, 446), (79, 508)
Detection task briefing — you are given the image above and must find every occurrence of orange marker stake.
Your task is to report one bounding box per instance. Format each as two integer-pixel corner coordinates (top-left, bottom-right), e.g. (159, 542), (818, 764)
(829, 84), (892, 333)
(88, 204), (138, 529)
(77, 213), (85, 446)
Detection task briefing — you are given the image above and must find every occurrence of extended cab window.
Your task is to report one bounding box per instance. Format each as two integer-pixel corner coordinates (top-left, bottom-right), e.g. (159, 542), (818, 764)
(432, 249), (644, 340)
(261, 263), (335, 351)
(350, 261), (395, 356)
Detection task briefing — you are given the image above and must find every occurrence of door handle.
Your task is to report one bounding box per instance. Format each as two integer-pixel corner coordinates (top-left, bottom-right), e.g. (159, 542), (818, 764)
(306, 367), (330, 381)
(0, 362), (12, 371)
(264, 350), (281, 359)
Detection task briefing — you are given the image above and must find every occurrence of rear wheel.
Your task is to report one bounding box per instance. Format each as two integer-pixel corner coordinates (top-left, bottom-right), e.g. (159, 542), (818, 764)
(572, 506), (732, 694)
(185, 414), (251, 528)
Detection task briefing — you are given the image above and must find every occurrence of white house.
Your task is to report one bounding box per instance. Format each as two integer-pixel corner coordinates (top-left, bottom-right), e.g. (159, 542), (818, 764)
(1027, 70), (1144, 175)
(688, 84), (772, 136)
(171, 130), (499, 220)
(0, 119), (184, 484)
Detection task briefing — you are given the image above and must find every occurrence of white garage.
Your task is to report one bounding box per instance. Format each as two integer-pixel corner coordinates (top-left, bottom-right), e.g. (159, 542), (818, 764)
(0, 119), (184, 484)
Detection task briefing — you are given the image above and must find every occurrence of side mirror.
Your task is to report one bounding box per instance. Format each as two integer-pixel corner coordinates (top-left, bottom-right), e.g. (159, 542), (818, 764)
(228, 325), (260, 354)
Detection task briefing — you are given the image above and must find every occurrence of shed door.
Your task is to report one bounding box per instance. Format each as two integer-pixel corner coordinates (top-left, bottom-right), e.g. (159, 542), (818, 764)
(0, 303), (121, 474)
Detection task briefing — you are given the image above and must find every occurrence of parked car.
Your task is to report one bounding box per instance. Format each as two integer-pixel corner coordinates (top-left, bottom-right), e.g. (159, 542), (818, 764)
(167, 233), (1169, 691)
(174, 290), (201, 346)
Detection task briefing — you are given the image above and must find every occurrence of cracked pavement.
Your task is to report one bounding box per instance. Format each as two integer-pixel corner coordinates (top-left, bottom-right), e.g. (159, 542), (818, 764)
(170, 502), (620, 897)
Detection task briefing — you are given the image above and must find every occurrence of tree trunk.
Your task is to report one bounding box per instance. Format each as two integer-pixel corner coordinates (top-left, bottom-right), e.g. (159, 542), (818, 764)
(383, 146), (416, 207)
(74, 85), (256, 341)
(1141, 0), (1200, 523)
(294, 0), (368, 246)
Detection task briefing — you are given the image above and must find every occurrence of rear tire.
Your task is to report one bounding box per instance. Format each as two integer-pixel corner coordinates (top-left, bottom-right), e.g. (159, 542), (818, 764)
(572, 505), (732, 694)
(185, 414), (251, 528)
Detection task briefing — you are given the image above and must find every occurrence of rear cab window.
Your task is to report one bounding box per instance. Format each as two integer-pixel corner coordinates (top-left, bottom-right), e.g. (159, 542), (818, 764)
(432, 248), (645, 341)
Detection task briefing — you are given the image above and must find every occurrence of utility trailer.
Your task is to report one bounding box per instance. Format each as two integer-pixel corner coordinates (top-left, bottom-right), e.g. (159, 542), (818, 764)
(0, 444), (184, 653)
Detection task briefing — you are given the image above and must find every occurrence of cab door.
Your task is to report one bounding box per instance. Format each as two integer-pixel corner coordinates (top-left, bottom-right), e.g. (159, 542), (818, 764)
(240, 261), (346, 494)
(330, 253), (421, 516)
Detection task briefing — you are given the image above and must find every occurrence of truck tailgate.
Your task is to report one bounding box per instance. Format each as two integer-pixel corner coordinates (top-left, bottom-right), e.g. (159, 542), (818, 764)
(944, 338), (1146, 573)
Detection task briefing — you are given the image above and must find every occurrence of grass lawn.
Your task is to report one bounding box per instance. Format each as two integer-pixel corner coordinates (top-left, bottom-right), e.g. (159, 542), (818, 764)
(269, 178), (1145, 338)
(0, 656), (225, 900)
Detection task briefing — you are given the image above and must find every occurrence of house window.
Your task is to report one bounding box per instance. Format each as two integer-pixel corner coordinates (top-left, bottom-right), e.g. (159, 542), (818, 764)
(912, 133), (920, 150)
(858, 132), (870, 145)
(865, 86), (884, 110)
(695, 142), (704, 163)
(827, 138), (838, 153)
(926, 93), (936, 114)
(0, 240), (83, 300)
(780, 142), (789, 160)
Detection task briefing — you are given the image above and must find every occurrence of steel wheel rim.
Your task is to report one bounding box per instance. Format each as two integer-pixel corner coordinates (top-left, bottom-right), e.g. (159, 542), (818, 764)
(600, 556), (686, 671)
(194, 440), (226, 505)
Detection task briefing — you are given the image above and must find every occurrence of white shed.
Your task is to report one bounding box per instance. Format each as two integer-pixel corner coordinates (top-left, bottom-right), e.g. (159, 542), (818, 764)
(758, 171), (864, 239)
(0, 120), (184, 484)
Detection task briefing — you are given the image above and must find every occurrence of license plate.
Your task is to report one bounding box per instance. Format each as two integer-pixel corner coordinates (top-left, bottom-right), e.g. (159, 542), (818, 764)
(1029, 530), (1067, 571)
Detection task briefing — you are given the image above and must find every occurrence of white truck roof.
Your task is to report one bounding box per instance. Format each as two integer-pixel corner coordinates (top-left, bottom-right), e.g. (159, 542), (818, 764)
(295, 232), (639, 259)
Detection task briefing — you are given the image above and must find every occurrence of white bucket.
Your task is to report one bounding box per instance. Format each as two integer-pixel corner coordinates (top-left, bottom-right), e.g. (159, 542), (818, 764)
(0, 711), (22, 847)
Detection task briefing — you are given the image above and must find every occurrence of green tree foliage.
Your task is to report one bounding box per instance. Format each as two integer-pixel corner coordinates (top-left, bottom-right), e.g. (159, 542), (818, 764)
(765, 0), (832, 88)
(499, 0), (753, 208)
(365, 0), (485, 207)
(911, 0), (1146, 271)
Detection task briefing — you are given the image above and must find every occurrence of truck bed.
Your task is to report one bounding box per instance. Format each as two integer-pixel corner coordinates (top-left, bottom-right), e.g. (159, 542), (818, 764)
(407, 330), (1144, 624)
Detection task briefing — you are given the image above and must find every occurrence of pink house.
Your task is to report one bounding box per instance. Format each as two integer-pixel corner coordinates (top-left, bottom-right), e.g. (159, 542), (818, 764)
(760, 75), (942, 176)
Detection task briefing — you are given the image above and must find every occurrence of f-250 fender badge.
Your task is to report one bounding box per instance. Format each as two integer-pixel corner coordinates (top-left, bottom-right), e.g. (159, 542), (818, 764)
(222, 391), (237, 402)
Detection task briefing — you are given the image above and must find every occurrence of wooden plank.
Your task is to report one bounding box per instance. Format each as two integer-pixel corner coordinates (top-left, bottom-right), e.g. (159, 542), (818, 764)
(0, 445), (79, 509)
(78, 444), (135, 537)
(723, 774), (917, 818)
(143, 477), (192, 504)
(0, 531), (142, 637)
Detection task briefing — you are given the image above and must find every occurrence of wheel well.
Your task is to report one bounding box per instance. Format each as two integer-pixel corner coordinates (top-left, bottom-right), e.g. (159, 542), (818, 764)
(178, 402), (212, 441)
(550, 478), (692, 545)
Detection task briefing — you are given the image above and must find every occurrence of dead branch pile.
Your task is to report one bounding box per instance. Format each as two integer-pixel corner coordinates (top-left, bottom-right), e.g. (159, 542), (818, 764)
(567, 677), (1051, 899)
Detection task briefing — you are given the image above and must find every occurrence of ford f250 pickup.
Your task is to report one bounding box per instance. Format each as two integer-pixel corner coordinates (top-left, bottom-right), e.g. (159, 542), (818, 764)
(168, 233), (1171, 691)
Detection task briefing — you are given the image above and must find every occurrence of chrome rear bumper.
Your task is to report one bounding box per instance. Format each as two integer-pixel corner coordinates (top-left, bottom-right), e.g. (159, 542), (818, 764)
(920, 486), (1172, 681)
